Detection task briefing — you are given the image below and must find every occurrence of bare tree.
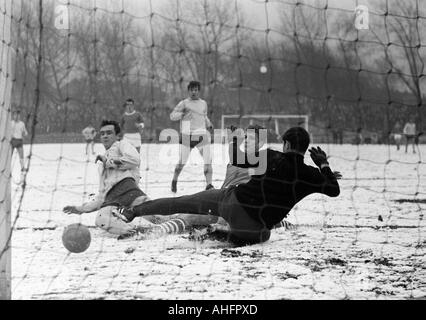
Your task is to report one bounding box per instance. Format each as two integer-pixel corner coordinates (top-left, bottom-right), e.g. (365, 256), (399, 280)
(381, 0), (425, 130)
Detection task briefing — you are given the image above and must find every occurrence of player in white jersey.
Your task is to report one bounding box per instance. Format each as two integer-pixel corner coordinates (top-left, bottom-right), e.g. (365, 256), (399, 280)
(63, 120), (153, 235)
(10, 110), (28, 178)
(170, 81), (214, 192)
(403, 116), (417, 153)
(82, 125), (97, 156)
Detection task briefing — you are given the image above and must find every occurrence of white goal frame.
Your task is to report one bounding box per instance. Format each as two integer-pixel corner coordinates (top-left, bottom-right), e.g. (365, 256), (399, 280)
(221, 114), (309, 141)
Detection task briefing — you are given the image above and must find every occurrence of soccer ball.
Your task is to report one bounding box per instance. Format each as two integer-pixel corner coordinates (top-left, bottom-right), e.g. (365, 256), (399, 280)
(62, 223), (91, 253)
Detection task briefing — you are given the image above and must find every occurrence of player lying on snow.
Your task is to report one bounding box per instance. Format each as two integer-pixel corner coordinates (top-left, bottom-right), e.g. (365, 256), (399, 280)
(117, 126), (341, 245)
(63, 120), (156, 234)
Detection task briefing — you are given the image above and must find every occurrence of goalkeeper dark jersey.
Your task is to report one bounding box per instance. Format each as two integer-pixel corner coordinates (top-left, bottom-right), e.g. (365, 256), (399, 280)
(230, 145), (340, 229)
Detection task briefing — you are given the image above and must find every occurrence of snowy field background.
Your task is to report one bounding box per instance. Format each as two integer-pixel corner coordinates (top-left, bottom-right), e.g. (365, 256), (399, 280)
(10, 142), (426, 299)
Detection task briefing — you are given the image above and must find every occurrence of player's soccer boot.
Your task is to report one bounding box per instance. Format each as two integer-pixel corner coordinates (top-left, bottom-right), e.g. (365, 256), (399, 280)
(112, 207), (135, 223)
(118, 224), (167, 240)
(171, 180), (177, 193)
(205, 184), (214, 190)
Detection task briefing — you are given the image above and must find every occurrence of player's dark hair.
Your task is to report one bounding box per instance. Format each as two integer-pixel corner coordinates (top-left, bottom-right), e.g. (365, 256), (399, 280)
(100, 120), (121, 135)
(281, 127), (310, 153)
(187, 81), (201, 91)
(126, 98), (134, 104)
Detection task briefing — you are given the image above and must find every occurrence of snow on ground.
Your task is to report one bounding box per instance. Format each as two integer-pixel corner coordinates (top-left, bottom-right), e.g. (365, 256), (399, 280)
(9, 143), (426, 299)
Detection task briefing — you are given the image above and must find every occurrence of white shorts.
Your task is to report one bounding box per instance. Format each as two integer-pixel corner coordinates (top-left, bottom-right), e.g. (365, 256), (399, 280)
(394, 134), (402, 141)
(123, 133), (142, 148)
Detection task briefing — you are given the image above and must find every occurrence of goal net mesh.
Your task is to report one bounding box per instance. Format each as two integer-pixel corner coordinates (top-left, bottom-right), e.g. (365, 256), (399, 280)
(221, 114), (309, 143)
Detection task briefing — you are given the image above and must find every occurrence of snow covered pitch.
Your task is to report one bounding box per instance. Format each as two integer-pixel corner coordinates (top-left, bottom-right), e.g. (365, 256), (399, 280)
(10, 143), (426, 299)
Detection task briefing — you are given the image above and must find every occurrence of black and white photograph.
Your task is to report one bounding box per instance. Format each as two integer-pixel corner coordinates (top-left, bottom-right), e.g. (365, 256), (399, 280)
(0, 0), (425, 302)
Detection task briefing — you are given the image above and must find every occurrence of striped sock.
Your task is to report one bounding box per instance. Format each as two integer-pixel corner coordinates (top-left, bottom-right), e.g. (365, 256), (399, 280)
(274, 220), (296, 230)
(156, 218), (187, 234)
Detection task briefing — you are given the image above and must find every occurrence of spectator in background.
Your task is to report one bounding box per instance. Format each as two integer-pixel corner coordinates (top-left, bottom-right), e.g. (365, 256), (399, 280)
(121, 98), (145, 153)
(392, 120), (402, 151)
(403, 116), (416, 154)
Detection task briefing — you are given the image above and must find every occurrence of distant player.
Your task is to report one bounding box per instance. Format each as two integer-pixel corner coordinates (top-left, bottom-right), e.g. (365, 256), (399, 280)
(11, 110), (28, 182)
(392, 120), (402, 151)
(403, 117), (416, 154)
(63, 120), (152, 235)
(355, 128), (363, 145)
(121, 98), (144, 153)
(170, 81), (214, 193)
(119, 127), (340, 245)
(82, 125), (97, 155)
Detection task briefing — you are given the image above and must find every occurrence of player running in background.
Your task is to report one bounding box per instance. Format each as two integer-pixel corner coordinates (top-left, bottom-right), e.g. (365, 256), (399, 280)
(63, 120), (153, 235)
(392, 120), (403, 151)
(11, 110), (28, 182)
(121, 98), (144, 153)
(82, 125), (97, 156)
(119, 127), (340, 245)
(170, 81), (214, 193)
(403, 116), (417, 154)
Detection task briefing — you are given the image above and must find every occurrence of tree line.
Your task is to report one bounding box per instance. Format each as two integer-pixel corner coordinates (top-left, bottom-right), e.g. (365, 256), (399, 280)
(11, 0), (426, 142)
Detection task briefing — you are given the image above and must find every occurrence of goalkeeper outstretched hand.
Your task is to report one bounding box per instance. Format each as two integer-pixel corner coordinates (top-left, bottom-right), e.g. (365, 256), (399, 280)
(309, 146), (329, 167)
(333, 171), (342, 180)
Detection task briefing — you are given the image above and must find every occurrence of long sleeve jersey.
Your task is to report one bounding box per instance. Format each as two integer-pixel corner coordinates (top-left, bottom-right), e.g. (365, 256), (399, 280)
(403, 122), (416, 136)
(170, 98), (212, 134)
(96, 139), (141, 202)
(230, 144), (340, 229)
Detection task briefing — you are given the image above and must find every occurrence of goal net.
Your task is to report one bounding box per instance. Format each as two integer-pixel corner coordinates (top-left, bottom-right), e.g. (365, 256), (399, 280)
(221, 114), (309, 143)
(0, 0), (425, 301)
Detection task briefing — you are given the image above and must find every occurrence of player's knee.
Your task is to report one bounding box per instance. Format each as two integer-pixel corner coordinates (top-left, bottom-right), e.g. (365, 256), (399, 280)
(175, 164), (184, 173)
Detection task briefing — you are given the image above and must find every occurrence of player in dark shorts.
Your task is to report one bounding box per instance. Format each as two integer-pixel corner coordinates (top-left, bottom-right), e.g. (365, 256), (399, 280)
(11, 110), (28, 183)
(119, 127), (340, 245)
(63, 120), (154, 235)
(170, 81), (214, 192)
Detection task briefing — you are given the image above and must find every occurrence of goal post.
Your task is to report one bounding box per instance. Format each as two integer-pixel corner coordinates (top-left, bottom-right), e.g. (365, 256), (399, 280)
(0, 0), (13, 301)
(221, 114), (309, 143)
